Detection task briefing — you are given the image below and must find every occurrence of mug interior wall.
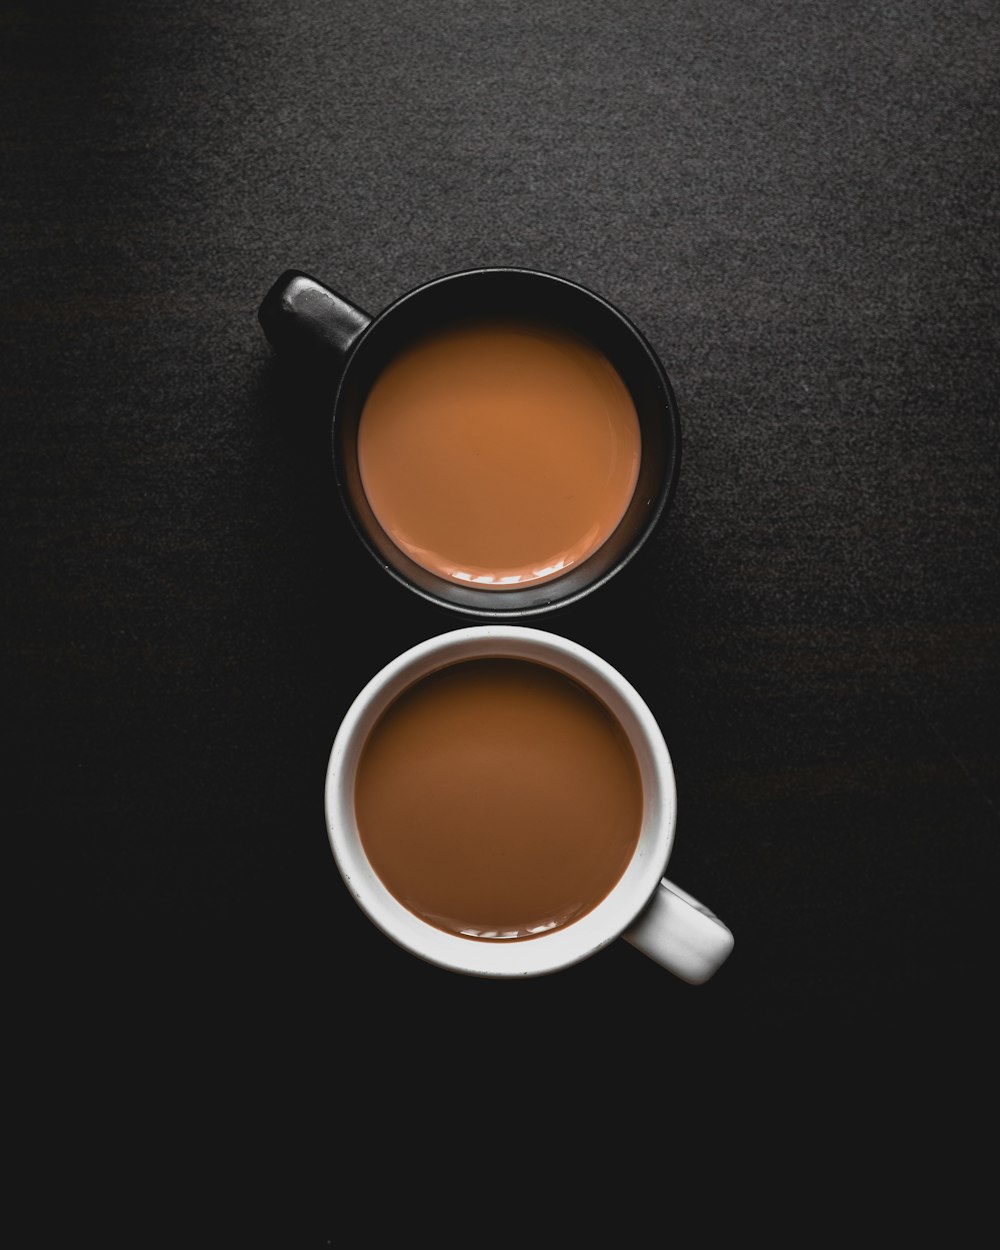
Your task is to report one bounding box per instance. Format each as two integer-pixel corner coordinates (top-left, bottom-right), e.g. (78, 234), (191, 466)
(333, 270), (679, 617)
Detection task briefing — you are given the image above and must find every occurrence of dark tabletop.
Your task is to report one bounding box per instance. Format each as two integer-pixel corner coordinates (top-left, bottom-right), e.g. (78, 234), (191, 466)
(6, 0), (998, 1217)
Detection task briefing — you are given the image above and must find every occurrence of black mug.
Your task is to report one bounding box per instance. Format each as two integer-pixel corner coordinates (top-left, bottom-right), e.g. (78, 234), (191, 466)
(258, 267), (681, 618)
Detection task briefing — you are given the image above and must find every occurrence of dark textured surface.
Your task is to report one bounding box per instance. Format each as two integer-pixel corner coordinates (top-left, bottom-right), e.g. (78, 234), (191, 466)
(6, 0), (999, 1209)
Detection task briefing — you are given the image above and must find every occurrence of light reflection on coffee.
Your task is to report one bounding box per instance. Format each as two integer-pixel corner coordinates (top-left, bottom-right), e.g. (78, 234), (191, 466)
(354, 658), (644, 941)
(356, 320), (641, 589)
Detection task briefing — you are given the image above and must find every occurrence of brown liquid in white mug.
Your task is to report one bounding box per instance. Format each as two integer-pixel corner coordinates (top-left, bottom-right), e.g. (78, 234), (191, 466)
(354, 658), (644, 941)
(357, 320), (641, 589)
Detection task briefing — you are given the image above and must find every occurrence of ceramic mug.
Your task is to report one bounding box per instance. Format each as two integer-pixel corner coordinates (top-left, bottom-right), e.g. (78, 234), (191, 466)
(324, 626), (734, 982)
(258, 267), (681, 618)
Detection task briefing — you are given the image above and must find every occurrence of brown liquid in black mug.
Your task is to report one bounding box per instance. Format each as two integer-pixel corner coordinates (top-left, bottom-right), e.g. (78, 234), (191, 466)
(357, 320), (641, 590)
(354, 658), (643, 941)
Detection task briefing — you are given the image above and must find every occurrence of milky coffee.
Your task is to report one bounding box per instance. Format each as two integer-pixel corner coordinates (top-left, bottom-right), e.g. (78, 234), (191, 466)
(354, 657), (643, 941)
(357, 320), (641, 590)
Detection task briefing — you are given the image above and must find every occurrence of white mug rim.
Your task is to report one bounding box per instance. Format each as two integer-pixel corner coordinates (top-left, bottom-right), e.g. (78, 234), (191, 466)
(324, 626), (678, 978)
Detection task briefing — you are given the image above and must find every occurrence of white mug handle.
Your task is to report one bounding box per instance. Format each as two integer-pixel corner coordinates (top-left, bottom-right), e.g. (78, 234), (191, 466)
(623, 879), (734, 984)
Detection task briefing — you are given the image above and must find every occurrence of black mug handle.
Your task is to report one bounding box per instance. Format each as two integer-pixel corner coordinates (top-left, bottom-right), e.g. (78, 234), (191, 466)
(258, 270), (371, 369)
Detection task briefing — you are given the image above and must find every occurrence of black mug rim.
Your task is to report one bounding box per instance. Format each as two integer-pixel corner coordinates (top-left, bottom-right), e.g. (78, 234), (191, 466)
(332, 266), (681, 619)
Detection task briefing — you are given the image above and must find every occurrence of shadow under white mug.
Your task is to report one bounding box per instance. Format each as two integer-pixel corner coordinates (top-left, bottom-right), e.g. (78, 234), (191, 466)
(325, 626), (734, 982)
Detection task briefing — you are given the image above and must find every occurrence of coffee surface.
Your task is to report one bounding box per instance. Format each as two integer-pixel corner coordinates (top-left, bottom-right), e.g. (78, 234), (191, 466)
(354, 658), (643, 941)
(357, 320), (641, 589)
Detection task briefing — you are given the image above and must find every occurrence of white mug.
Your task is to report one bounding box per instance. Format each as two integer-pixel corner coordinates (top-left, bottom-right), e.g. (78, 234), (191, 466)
(324, 626), (734, 983)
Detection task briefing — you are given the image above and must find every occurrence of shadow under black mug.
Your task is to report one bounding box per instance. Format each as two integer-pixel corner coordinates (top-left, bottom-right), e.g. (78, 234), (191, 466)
(258, 267), (681, 618)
